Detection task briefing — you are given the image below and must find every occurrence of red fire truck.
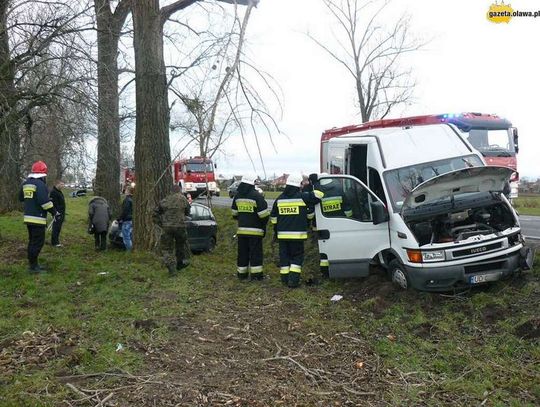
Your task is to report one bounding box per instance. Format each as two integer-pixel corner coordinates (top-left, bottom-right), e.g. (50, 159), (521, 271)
(121, 167), (136, 194)
(321, 112), (519, 198)
(121, 157), (218, 198)
(173, 157), (219, 198)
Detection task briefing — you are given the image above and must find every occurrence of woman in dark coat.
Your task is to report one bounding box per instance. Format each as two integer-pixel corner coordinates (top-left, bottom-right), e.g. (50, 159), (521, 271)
(88, 196), (111, 251)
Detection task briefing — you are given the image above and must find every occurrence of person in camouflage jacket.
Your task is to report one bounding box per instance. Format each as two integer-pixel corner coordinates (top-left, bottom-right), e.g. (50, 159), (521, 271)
(153, 184), (191, 276)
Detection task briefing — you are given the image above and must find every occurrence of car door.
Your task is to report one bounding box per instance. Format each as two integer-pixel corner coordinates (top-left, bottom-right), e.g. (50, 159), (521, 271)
(315, 175), (390, 278)
(196, 207), (214, 242)
(186, 205), (202, 248)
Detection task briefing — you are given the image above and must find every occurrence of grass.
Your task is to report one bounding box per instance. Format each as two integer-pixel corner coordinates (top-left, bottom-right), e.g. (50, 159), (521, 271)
(514, 194), (540, 216)
(263, 190), (281, 199)
(0, 195), (539, 406)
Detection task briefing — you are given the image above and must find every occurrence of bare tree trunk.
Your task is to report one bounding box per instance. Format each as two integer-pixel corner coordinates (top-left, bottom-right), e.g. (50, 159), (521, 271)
(0, 0), (20, 213)
(93, 0), (130, 216)
(132, 0), (173, 250)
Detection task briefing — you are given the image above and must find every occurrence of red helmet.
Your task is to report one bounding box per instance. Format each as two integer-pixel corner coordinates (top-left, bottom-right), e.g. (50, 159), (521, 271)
(31, 161), (48, 174)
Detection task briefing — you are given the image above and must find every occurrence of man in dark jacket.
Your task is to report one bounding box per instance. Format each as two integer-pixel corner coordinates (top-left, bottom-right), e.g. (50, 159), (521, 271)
(231, 177), (270, 281)
(89, 196), (112, 251)
(153, 184), (191, 276)
(49, 180), (65, 247)
(270, 174), (323, 288)
(119, 187), (133, 251)
(18, 161), (59, 273)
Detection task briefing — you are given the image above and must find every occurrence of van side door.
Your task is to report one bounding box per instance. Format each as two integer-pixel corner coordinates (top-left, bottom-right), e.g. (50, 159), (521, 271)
(315, 174), (390, 278)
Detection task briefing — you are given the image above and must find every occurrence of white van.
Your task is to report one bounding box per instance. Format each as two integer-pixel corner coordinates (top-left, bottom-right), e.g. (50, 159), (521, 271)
(316, 123), (534, 291)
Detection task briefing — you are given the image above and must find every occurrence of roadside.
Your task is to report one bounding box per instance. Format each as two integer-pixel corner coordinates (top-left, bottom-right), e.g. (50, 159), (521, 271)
(0, 197), (539, 406)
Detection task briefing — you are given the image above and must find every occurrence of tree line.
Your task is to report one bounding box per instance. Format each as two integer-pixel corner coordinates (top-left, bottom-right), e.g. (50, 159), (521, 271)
(0, 0), (421, 250)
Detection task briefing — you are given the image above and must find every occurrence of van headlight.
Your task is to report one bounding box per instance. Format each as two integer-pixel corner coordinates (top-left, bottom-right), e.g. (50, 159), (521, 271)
(407, 249), (446, 263)
(422, 250), (445, 262)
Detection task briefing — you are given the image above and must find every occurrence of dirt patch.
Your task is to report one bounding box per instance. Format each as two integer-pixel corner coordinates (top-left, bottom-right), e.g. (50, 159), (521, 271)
(0, 239), (26, 268)
(480, 304), (510, 325)
(65, 303), (397, 406)
(0, 328), (79, 376)
(133, 319), (158, 331)
(515, 318), (540, 340)
(413, 322), (439, 340)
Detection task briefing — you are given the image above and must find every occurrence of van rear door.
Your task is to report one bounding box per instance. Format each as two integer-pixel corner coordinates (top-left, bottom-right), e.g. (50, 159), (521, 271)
(315, 175), (390, 278)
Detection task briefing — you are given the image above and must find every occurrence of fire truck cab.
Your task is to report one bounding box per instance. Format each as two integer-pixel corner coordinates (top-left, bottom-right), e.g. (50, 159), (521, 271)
(316, 121), (533, 291)
(174, 157), (219, 198)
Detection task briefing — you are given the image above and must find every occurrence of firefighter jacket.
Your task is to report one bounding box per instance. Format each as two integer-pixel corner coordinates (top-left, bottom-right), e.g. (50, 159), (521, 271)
(270, 186), (324, 240)
(18, 177), (55, 225)
(154, 192), (191, 228)
(231, 184), (270, 237)
(318, 180), (353, 218)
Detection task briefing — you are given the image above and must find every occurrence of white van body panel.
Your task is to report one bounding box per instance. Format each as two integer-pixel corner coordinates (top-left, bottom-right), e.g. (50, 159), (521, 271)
(317, 123), (529, 291)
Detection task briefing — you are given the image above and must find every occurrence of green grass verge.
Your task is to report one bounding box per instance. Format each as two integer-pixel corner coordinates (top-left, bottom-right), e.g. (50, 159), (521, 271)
(514, 195), (540, 216)
(0, 195), (539, 406)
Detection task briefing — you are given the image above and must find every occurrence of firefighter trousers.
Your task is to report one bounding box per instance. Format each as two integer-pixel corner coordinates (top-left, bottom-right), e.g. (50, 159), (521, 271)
(27, 224), (45, 267)
(237, 235), (263, 276)
(278, 240), (305, 276)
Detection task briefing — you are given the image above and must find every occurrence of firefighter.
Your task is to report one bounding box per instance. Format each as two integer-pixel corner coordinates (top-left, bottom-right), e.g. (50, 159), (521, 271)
(270, 174), (323, 288)
(153, 184), (191, 276)
(18, 161), (60, 273)
(231, 177), (269, 281)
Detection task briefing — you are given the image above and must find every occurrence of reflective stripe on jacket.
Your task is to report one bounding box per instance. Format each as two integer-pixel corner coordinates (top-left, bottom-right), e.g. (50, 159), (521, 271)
(270, 187), (323, 240)
(232, 185), (269, 237)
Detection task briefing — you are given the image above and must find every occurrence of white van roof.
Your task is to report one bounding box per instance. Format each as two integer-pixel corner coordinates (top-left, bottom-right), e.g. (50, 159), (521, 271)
(333, 124), (479, 170)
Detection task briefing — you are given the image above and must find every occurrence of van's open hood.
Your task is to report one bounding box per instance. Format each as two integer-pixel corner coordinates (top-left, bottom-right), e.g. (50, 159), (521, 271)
(402, 166), (513, 211)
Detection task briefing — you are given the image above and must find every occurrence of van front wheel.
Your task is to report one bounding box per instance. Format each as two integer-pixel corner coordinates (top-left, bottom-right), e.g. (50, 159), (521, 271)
(388, 260), (409, 290)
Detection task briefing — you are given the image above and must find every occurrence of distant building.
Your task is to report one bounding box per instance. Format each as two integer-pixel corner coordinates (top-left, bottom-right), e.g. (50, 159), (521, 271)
(518, 178), (540, 194)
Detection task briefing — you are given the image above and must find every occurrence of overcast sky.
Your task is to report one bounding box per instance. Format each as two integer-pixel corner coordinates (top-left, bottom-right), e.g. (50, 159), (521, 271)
(187, 0), (540, 180)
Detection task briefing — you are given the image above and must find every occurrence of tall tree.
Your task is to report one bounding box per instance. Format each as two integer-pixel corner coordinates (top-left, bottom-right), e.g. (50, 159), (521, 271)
(0, 0), (18, 212)
(310, 0), (425, 122)
(132, 0), (172, 250)
(93, 0), (131, 215)
(0, 0), (90, 212)
(132, 0), (256, 249)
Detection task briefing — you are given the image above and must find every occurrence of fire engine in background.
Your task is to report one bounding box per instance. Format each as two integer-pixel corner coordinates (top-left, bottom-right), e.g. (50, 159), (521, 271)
(121, 167), (136, 194)
(322, 112), (519, 198)
(173, 157), (219, 198)
(120, 157), (219, 199)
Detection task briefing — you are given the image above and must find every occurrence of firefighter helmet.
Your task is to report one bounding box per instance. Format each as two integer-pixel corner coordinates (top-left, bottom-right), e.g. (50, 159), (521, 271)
(30, 161), (48, 177)
(286, 174), (303, 188)
(241, 176), (255, 186)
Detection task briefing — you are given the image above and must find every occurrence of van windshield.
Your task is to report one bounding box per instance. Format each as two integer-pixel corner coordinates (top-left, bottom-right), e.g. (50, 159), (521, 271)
(384, 155), (483, 211)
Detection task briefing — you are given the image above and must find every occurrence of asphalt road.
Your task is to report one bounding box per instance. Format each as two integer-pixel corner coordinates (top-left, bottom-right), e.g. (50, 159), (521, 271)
(206, 196), (540, 241)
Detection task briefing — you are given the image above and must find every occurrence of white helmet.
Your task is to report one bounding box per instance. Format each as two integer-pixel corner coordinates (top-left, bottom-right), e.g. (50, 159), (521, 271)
(241, 176), (255, 186)
(286, 174), (303, 188)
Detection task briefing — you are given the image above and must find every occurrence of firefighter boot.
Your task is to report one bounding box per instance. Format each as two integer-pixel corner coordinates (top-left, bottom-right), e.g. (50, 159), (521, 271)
(280, 274), (289, 285)
(288, 273), (300, 288)
(28, 263), (46, 274)
(237, 272), (248, 281)
(250, 273), (264, 281)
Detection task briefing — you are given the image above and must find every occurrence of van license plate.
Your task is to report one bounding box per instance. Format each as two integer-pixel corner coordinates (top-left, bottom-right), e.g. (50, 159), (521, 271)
(469, 273), (500, 284)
